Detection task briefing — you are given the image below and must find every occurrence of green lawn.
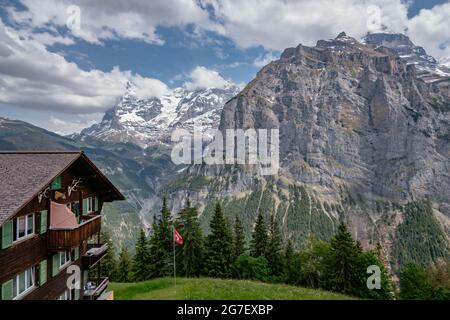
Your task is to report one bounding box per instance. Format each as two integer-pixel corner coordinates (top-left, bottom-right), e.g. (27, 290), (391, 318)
(109, 277), (354, 300)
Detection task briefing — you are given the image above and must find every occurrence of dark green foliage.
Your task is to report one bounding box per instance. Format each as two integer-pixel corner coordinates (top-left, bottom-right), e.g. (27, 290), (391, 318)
(120, 194), (448, 301)
(204, 203), (233, 278)
(99, 230), (118, 281)
(399, 263), (432, 299)
(283, 240), (294, 281)
(132, 229), (151, 281)
(283, 186), (335, 248)
(176, 204), (205, 277)
(296, 239), (331, 289)
(233, 215), (246, 259)
(117, 246), (132, 282)
(400, 260), (450, 300)
(393, 200), (449, 270)
(231, 253), (270, 282)
(426, 260), (450, 300)
(250, 213), (268, 258)
(355, 251), (393, 299)
(266, 214), (284, 277)
(149, 196), (173, 277)
(326, 223), (360, 294)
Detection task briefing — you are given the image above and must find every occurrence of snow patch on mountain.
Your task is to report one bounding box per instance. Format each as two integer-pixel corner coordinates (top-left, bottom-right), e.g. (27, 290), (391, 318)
(81, 81), (239, 147)
(364, 33), (450, 83)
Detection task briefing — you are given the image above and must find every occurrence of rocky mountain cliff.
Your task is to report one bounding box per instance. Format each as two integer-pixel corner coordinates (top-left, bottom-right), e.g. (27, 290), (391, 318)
(363, 33), (450, 83)
(167, 32), (450, 271)
(81, 81), (239, 147)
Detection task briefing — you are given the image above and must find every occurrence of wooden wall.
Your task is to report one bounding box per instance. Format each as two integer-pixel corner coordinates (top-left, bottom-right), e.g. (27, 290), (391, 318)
(0, 157), (110, 300)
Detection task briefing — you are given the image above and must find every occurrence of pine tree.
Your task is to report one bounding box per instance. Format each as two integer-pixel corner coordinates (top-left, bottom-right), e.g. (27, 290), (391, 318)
(266, 214), (284, 277)
(400, 263), (432, 299)
(355, 250), (393, 299)
(250, 213), (268, 258)
(132, 229), (151, 281)
(233, 215), (245, 259)
(283, 240), (294, 281)
(177, 203), (204, 277)
(326, 223), (360, 294)
(117, 246), (132, 282)
(205, 203), (233, 278)
(149, 196), (173, 277)
(99, 230), (118, 281)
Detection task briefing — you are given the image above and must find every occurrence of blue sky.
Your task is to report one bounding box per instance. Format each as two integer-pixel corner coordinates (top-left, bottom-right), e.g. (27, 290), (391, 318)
(0, 0), (449, 134)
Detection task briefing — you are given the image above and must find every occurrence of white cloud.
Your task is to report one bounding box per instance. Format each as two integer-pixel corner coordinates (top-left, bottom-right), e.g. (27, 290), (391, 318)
(26, 32), (75, 46)
(0, 20), (171, 113)
(5, 0), (449, 63)
(203, 0), (409, 50)
(406, 3), (450, 62)
(183, 66), (232, 90)
(7, 0), (211, 45)
(48, 115), (100, 135)
(205, 0), (449, 64)
(132, 74), (172, 99)
(253, 51), (279, 67)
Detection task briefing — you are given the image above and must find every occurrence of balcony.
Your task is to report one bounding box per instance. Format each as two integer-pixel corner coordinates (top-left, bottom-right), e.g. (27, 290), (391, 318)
(47, 215), (102, 251)
(82, 243), (108, 268)
(83, 277), (109, 300)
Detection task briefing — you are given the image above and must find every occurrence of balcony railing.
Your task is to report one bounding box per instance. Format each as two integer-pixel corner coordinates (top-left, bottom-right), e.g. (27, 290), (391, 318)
(82, 243), (108, 268)
(83, 277), (109, 300)
(47, 215), (102, 251)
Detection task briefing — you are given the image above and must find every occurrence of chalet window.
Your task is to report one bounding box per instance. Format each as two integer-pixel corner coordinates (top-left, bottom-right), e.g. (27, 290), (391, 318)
(59, 251), (71, 269)
(83, 196), (98, 214)
(58, 289), (72, 300)
(11, 267), (35, 299)
(13, 213), (34, 242)
(87, 197), (94, 213)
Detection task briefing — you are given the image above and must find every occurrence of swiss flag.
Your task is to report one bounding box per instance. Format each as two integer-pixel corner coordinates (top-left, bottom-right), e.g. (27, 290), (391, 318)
(173, 226), (184, 245)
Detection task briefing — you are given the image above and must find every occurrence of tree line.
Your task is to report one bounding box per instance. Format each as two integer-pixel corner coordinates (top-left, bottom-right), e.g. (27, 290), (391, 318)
(100, 197), (449, 300)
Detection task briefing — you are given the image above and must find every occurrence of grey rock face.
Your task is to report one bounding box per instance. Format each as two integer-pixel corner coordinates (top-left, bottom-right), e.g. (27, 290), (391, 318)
(364, 33), (450, 82)
(220, 33), (450, 204)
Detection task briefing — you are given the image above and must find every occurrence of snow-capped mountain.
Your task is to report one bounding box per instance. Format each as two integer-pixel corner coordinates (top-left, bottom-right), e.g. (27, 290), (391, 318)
(81, 81), (240, 147)
(364, 33), (450, 83)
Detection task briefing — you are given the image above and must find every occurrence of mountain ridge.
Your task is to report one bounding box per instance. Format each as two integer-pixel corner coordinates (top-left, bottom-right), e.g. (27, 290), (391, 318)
(80, 81), (239, 147)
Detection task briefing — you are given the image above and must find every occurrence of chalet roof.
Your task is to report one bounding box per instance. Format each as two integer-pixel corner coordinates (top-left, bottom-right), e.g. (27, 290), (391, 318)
(0, 151), (124, 227)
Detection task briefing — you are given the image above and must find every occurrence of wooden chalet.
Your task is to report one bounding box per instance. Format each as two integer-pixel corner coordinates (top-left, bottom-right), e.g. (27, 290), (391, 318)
(0, 151), (124, 300)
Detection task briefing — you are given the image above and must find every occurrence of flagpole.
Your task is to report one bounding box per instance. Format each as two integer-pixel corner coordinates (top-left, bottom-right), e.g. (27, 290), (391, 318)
(173, 225), (176, 286)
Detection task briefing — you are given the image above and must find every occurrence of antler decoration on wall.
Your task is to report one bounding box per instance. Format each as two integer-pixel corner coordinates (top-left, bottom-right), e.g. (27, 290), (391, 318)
(38, 187), (50, 203)
(68, 178), (83, 196)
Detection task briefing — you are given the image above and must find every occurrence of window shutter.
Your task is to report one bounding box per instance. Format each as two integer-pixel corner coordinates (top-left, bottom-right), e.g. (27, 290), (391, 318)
(39, 260), (48, 286)
(1, 220), (13, 249)
(74, 288), (80, 300)
(1, 279), (14, 300)
(39, 210), (48, 234)
(82, 198), (88, 215)
(52, 254), (60, 277)
(94, 196), (99, 212)
(50, 176), (62, 190)
(74, 247), (80, 260)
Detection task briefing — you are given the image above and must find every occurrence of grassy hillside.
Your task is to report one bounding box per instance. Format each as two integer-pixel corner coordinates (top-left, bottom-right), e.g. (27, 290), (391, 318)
(109, 277), (354, 300)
